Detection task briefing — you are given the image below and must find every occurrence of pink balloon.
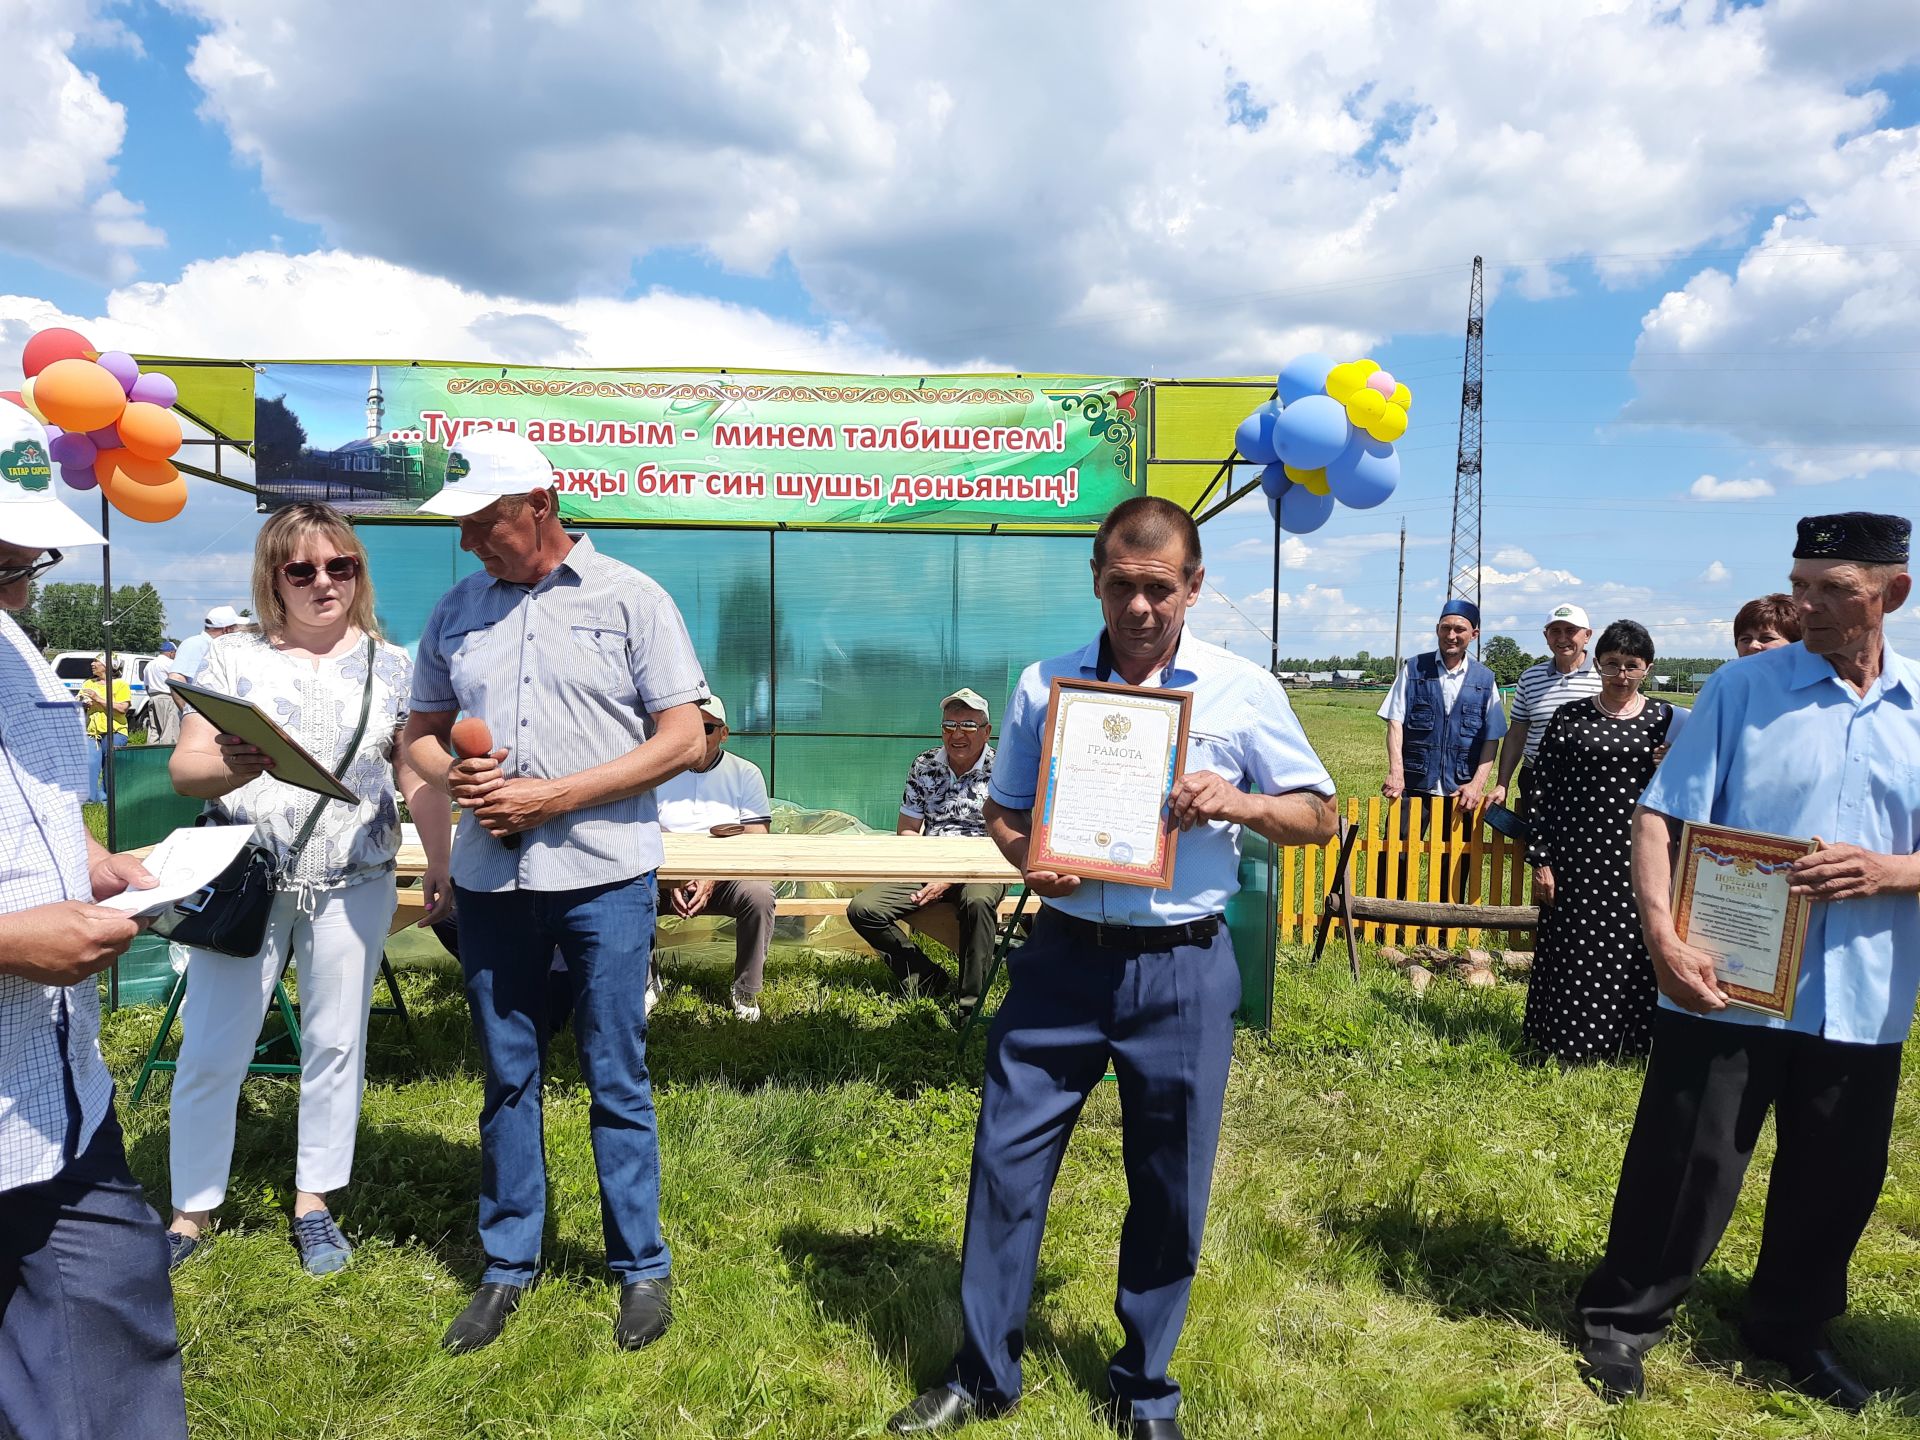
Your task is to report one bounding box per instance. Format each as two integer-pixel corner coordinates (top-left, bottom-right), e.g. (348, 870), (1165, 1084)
(60, 462), (99, 492)
(49, 432), (97, 467)
(96, 351), (141, 394)
(128, 372), (177, 409)
(1365, 370), (1397, 398)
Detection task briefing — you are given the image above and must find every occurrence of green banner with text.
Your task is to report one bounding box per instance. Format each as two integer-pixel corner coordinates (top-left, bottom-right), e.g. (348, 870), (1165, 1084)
(253, 364), (1142, 527)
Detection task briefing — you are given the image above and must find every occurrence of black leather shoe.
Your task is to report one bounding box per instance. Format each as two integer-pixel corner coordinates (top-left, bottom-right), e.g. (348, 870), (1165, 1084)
(441, 1282), (524, 1354)
(1742, 1334), (1874, 1412)
(1125, 1420), (1185, 1439)
(614, 1277), (673, 1350)
(887, 1386), (988, 1434)
(1577, 1338), (1645, 1403)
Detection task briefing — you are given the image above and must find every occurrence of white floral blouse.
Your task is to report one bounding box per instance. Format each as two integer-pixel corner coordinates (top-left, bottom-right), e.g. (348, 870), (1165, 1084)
(195, 630), (413, 890)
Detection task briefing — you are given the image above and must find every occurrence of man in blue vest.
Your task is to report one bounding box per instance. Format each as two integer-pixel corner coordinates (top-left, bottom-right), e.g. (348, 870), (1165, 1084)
(1376, 598), (1506, 899)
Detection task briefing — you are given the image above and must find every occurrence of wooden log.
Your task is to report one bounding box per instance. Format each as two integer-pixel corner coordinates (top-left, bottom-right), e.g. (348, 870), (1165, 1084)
(1346, 896), (1540, 929)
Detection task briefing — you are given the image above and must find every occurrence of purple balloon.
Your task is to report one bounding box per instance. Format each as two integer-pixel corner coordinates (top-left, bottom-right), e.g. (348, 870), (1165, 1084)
(97, 350), (141, 394)
(128, 372), (177, 409)
(60, 462), (99, 492)
(87, 425), (121, 448)
(48, 432), (97, 468)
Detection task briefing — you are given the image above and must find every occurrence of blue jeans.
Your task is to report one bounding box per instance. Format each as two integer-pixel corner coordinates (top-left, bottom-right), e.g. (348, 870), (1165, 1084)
(88, 732), (128, 804)
(454, 875), (668, 1287)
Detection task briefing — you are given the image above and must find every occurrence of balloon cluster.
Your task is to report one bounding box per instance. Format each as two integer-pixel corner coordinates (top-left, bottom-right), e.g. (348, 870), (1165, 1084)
(3, 327), (186, 523)
(1233, 353), (1412, 535)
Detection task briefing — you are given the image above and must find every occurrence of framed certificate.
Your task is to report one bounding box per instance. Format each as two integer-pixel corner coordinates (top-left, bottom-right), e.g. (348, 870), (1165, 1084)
(1029, 677), (1191, 888)
(1671, 820), (1816, 1019)
(168, 677), (360, 804)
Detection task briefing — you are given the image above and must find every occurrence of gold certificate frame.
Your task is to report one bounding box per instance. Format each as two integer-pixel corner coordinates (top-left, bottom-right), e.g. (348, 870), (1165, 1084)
(1029, 677), (1192, 889)
(1671, 820), (1816, 1019)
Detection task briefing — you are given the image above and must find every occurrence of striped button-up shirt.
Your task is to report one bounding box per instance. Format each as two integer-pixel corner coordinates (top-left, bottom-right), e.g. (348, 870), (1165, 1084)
(0, 611), (114, 1192)
(411, 534), (709, 893)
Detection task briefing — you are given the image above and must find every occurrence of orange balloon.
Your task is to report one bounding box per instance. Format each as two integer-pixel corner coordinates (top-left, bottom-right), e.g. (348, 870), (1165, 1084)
(33, 358), (126, 432)
(97, 448), (179, 489)
(115, 402), (183, 461)
(99, 458), (186, 522)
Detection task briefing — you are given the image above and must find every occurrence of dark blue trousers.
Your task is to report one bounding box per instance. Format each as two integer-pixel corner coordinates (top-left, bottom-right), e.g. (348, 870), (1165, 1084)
(455, 876), (669, 1287)
(0, 1111), (187, 1440)
(949, 907), (1240, 1420)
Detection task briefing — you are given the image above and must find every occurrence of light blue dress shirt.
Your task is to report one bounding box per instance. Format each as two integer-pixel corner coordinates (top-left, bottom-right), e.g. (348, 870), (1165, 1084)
(989, 628), (1334, 926)
(1640, 640), (1920, 1045)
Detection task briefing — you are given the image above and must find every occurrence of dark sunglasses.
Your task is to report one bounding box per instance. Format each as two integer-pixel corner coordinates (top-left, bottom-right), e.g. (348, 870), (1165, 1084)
(0, 549), (62, 587)
(703, 722), (723, 734)
(280, 555), (362, 587)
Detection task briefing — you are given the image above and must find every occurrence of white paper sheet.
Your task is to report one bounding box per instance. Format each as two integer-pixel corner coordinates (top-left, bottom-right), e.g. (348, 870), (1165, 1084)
(99, 825), (257, 918)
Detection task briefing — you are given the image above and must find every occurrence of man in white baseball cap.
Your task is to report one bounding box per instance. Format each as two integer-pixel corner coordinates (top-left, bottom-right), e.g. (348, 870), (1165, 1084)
(0, 401), (188, 1439)
(1491, 600), (1599, 811)
(166, 603), (244, 703)
(416, 428), (560, 519)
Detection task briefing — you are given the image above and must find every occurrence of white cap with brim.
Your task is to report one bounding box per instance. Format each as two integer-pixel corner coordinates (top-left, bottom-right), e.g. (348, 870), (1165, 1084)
(417, 429), (558, 518)
(941, 687), (990, 719)
(0, 403), (107, 548)
(696, 694), (726, 726)
(204, 605), (244, 629)
(1545, 603), (1592, 630)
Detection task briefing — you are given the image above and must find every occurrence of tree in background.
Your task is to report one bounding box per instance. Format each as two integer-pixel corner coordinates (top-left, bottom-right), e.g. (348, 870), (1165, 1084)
(253, 394), (310, 483)
(1482, 634), (1534, 687)
(18, 581), (166, 655)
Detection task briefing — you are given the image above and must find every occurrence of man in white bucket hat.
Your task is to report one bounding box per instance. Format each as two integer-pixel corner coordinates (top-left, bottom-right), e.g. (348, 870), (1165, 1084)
(0, 401), (188, 1439)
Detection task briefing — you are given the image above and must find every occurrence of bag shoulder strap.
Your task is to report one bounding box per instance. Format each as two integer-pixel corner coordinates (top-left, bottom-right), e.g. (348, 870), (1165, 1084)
(282, 635), (380, 870)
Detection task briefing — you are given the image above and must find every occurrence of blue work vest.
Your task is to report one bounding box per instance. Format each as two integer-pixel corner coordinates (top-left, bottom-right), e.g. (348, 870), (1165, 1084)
(1401, 653), (1495, 794)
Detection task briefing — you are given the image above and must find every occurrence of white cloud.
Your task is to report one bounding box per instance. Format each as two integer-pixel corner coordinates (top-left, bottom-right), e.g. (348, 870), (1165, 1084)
(165, 0), (1906, 372)
(1490, 545), (1536, 568)
(0, 0), (162, 281)
(1628, 125), (1920, 485)
(1475, 562), (1582, 594)
(1699, 559), (1731, 583)
(1690, 474), (1776, 501)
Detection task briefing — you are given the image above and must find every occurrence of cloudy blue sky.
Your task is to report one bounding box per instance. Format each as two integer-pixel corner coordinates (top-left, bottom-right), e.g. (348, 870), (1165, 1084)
(2, 0), (1916, 662)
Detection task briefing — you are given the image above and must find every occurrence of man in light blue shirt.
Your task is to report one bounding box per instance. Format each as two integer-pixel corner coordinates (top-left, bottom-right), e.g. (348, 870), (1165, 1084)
(886, 497), (1335, 1440)
(1576, 511), (1920, 1413)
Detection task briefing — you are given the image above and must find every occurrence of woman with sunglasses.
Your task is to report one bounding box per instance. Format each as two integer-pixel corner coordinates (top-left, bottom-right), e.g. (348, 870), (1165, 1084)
(1522, 619), (1687, 1063)
(163, 503), (452, 1274)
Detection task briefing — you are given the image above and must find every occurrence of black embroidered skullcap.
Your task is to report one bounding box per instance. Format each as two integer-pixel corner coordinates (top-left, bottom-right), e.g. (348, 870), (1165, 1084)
(1793, 512), (1910, 564)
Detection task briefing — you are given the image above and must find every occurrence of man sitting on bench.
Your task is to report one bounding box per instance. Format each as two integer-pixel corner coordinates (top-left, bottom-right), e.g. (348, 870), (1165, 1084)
(848, 688), (1005, 1024)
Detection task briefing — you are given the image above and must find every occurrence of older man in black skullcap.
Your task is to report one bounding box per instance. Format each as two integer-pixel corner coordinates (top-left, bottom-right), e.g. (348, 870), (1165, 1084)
(1574, 511), (1920, 1411)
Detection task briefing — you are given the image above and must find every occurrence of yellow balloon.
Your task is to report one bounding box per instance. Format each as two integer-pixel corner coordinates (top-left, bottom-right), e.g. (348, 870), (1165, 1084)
(1367, 403), (1409, 444)
(1325, 363), (1364, 404)
(1391, 382), (1412, 410)
(1284, 463), (1330, 496)
(17, 377), (48, 425)
(1355, 358), (1380, 377)
(1346, 388), (1388, 427)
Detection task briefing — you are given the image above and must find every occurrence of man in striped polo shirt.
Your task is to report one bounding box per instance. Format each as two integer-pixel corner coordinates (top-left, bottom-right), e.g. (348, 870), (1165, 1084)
(1490, 602), (1601, 812)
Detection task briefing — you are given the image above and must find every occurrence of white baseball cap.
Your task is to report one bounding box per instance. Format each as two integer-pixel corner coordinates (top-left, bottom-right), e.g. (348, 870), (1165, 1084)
(417, 429), (557, 518)
(204, 605), (244, 629)
(696, 694), (727, 726)
(1544, 603), (1591, 630)
(0, 403), (107, 549)
(941, 687), (990, 719)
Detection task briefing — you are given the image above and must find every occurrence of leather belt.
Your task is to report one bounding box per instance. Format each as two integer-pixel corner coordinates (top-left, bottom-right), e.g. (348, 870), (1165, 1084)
(1050, 911), (1222, 950)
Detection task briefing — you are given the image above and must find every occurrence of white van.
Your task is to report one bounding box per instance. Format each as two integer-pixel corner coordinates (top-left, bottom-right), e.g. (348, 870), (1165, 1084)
(50, 650), (162, 730)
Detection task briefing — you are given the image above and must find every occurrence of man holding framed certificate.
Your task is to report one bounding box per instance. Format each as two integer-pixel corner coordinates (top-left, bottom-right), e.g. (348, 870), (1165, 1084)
(885, 497), (1336, 1440)
(1575, 511), (1920, 1412)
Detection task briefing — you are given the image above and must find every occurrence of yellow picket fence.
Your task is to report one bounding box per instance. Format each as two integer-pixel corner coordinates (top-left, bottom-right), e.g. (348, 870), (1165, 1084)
(1276, 795), (1537, 948)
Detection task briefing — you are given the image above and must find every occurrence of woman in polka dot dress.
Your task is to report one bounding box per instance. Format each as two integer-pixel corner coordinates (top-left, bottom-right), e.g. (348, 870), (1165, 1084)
(1522, 620), (1686, 1062)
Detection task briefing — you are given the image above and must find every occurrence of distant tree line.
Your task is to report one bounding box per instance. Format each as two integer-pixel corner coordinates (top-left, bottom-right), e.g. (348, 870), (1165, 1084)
(11, 581), (168, 655)
(1277, 637), (1730, 690)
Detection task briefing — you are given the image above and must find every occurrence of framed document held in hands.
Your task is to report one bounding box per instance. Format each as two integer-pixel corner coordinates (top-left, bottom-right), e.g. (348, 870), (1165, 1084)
(1671, 820), (1816, 1019)
(1029, 677), (1191, 889)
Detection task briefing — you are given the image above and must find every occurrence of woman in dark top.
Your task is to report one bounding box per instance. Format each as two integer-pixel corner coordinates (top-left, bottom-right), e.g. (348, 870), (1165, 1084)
(1523, 620), (1687, 1062)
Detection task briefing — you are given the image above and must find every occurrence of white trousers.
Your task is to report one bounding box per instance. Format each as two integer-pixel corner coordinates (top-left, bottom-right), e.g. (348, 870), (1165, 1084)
(168, 873), (397, 1213)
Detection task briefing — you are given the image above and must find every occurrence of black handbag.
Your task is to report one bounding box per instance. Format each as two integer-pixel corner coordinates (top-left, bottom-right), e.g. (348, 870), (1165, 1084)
(152, 638), (377, 958)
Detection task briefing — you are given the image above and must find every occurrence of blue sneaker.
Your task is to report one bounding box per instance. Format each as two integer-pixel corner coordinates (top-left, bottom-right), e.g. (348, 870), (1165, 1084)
(291, 1209), (352, 1276)
(165, 1228), (205, 1273)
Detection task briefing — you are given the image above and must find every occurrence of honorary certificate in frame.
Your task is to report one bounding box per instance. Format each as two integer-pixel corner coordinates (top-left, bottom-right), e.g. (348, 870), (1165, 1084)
(1029, 677), (1192, 888)
(1671, 820), (1816, 1019)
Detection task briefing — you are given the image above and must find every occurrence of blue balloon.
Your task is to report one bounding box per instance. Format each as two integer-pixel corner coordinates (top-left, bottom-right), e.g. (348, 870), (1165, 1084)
(1234, 403), (1280, 465)
(1276, 352), (1336, 406)
(1325, 435), (1401, 510)
(1259, 461), (1290, 499)
(1279, 481), (1337, 535)
(1271, 394), (1350, 471)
